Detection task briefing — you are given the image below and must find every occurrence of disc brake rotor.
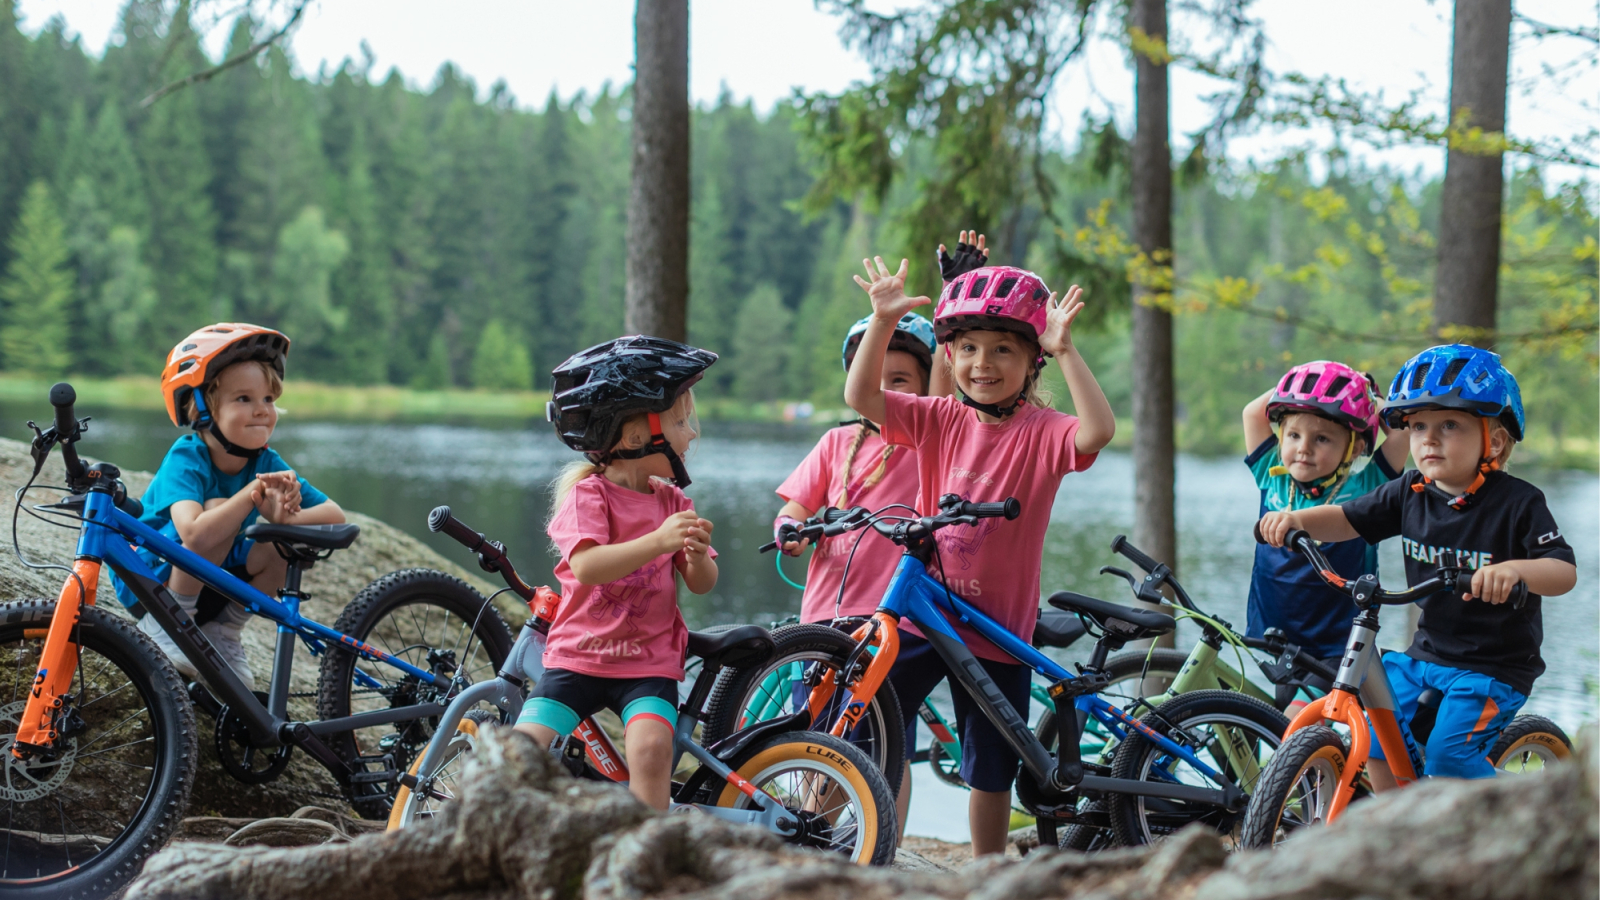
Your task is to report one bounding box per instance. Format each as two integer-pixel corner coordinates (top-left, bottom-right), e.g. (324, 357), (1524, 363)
(0, 700), (78, 801)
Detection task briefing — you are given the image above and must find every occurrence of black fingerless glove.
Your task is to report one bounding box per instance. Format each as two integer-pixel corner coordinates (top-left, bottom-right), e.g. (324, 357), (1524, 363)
(938, 240), (989, 283)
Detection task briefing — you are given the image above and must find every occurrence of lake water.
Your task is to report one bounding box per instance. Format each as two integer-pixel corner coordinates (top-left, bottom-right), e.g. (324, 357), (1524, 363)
(6, 402), (1594, 841)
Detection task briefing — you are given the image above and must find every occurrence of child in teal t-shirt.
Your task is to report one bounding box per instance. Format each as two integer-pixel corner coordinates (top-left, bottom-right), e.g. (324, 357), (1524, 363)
(1242, 361), (1407, 707)
(111, 324), (345, 688)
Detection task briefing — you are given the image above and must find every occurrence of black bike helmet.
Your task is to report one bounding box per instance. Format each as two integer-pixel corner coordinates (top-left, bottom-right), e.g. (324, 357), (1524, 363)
(547, 336), (717, 486)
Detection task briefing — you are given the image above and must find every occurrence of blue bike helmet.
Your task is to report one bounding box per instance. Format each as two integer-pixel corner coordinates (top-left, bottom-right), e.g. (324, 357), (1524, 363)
(841, 313), (936, 375)
(1382, 344), (1524, 441)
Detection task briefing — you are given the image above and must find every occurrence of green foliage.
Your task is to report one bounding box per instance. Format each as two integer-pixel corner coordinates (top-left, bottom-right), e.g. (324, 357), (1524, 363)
(270, 206), (350, 351)
(413, 332), (452, 390)
(0, 181), (73, 375)
(471, 320), (534, 391)
(732, 284), (794, 402)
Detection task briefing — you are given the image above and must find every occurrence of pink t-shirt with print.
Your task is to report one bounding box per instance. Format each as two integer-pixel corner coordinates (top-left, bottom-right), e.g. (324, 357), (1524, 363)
(777, 425), (921, 623)
(881, 392), (1096, 662)
(544, 474), (712, 680)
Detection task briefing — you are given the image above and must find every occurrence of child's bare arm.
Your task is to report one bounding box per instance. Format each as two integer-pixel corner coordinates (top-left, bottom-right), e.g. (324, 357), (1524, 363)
(1469, 557), (1577, 605)
(776, 500), (813, 556)
(282, 499), (345, 526)
(1040, 286), (1115, 455)
(1242, 389), (1274, 451)
(1376, 420), (1410, 472)
(1257, 505), (1361, 546)
(568, 511), (700, 586)
(678, 516), (718, 594)
(170, 485), (262, 553)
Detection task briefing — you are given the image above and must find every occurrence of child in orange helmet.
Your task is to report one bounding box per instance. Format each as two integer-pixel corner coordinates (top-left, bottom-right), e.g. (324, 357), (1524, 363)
(110, 324), (346, 687)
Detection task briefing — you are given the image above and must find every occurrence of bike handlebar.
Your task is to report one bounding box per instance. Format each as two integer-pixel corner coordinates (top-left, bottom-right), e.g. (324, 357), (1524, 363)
(759, 497), (1020, 554)
(428, 505), (537, 602)
(1257, 523), (1527, 609)
(50, 383), (78, 441)
(1109, 534), (1160, 575)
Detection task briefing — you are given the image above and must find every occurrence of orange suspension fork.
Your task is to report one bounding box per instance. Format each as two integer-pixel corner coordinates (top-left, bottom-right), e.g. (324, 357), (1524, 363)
(823, 612), (900, 739)
(13, 558), (100, 753)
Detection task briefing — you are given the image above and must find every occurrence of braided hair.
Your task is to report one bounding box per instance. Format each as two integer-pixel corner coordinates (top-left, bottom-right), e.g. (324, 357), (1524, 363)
(835, 424), (895, 509)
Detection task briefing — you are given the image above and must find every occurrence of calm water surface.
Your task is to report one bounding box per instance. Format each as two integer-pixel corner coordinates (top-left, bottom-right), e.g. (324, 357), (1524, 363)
(8, 403), (1594, 840)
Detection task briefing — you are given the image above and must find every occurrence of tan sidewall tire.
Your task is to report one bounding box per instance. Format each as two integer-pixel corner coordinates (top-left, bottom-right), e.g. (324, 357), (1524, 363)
(714, 735), (885, 865)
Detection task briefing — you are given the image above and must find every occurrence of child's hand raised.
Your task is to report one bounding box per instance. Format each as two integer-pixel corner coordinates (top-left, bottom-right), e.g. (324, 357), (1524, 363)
(1038, 285), (1086, 357)
(938, 230), (989, 283)
(252, 472), (302, 522)
(853, 257), (930, 322)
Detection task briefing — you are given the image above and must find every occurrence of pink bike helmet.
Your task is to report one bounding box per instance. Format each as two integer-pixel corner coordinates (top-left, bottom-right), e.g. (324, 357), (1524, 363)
(1267, 361), (1380, 453)
(934, 266), (1051, 357)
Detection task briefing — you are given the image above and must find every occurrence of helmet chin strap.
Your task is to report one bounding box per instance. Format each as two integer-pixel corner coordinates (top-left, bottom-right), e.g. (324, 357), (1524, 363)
(600, 412), (694, 488)
(959, 392), (1025, 419)
(192, 395), (264, 461)
(1269, 431), (1356, 502)
(1411, 417), (1497, 510)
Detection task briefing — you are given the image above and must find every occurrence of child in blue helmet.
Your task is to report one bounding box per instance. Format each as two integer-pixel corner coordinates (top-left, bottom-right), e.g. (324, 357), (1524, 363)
(1259, 344), (1576, 785)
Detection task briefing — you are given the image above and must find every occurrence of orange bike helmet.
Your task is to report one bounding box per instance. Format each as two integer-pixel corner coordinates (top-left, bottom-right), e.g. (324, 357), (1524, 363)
(161, 324), (289, 458)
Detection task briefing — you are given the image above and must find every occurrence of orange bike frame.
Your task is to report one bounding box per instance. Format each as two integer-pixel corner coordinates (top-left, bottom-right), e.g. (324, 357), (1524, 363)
(13, 558), (101, 752)
(803, 611), (901, 739)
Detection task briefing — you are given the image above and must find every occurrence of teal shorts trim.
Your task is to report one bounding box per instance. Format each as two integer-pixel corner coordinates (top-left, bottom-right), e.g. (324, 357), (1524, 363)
(621, 696), (677, 730)
(518, 668), (679, 735)
(517, 697), (580, 734)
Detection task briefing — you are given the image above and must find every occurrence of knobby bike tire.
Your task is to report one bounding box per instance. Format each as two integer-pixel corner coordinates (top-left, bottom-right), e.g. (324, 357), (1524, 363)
(0, 600), (197, 900)
(1489, 715), (1572, 774)
(711, 730), (898, 866)
(316, 568), (514, 819)
(702, 623), (906, 793)
(1237, 724), (1347, 850)
(1106, 688), (1289, 848)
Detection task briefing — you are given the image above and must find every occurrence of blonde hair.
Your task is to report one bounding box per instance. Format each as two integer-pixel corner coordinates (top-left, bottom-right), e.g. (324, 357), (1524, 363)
(184, 359), (283, 424)
(836, 424), (894, 508)
(547, 392), (699, 522)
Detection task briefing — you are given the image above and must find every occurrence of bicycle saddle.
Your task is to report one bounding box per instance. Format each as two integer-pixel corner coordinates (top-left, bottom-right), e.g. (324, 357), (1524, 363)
(1032, 608), (1087, 649)
(1046, 591), (1175, 643)
(687, 625), (775, 670)
(242, 522), (362, 551)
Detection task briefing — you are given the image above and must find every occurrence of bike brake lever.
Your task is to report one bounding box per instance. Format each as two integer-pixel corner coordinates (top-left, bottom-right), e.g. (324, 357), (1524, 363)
(1098, 565), (1165, 605)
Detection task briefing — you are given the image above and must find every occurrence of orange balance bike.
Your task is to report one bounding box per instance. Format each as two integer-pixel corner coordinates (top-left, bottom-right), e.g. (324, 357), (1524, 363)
(1239, 528), (1572, 849)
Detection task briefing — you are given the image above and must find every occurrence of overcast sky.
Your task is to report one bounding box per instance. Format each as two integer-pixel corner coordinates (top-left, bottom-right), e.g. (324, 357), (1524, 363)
(16, 0), (1597, 183)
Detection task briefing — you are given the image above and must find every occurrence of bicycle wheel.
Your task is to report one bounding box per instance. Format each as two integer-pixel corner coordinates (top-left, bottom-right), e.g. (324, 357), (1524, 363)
(1489, 715), (1572, 774)
(1035, 647), (1190, 756)
(702, 624), (905, 792)
(925, 731), (967, 787)
(387, 708), (501, 830)
(1106, 689), (1289, 848)
(1056, 800), (1115, 852)
(317, 568), (514, 819)
(1237, 724), (1346, 850)
(711, 730), (897, 866)
(0, 600), (197, 900)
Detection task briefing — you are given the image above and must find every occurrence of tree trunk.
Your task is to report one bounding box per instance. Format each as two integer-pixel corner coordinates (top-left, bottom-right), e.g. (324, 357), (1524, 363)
(1433, 0), (1511, 347)
(1130, 0), (1177, 577)
(625, 0), (691, 342)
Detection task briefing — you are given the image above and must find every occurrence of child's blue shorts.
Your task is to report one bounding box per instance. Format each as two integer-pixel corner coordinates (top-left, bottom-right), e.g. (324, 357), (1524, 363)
(1367, 652), (1527, 779)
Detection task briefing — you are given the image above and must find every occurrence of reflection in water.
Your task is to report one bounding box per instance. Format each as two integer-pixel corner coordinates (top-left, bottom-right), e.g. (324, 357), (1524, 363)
(5, 405), (1594, 733)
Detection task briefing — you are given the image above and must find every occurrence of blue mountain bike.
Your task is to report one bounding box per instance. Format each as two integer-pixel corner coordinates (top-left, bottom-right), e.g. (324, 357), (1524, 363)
(745, 494), (1289, 849)
(0, 385), (513, 899)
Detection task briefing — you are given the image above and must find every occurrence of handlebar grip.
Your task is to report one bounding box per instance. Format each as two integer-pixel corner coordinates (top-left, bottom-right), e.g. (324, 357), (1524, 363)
(427, 505), (485, 552)
(1252, 522), (1267, 545)
(1110, 534), (1162, 573)
(822, 507), (856, 524)
(1510, 581), (1529, 610)
(50, 382), (78, 439)
(965, 498), (1020, 520)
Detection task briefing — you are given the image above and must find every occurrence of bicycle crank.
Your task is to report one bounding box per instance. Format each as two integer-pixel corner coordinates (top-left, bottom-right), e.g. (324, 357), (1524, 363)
(215, 692), (293, 785)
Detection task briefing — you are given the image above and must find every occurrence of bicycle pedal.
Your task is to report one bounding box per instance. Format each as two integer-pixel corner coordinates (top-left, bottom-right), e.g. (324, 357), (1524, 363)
(348, 769), (397, 785)
(348, 752), (398, 785)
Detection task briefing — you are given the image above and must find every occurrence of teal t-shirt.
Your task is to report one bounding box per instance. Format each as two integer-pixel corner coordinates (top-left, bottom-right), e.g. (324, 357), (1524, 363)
(109, 433), (328, 609)
(1245, 436), (1401, 658)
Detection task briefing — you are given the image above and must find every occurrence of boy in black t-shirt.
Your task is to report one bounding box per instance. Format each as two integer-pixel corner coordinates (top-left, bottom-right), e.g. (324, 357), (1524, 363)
(1259, 345), (1576, 788)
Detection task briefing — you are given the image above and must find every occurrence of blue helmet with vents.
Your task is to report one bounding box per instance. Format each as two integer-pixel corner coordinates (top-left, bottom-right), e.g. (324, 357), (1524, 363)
(1382, 344), (1524, 442)
(841, 313), (936, 375)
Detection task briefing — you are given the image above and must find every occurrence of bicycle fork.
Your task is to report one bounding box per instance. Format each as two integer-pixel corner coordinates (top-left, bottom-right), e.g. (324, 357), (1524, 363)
(13, 558), (100, 755)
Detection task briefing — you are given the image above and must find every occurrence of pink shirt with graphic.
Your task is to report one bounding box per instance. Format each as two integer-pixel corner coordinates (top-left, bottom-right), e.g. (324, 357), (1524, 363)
(881, 392), (1096, 662)
(544, 474), (713, 680)
(777, 425), (921, 623)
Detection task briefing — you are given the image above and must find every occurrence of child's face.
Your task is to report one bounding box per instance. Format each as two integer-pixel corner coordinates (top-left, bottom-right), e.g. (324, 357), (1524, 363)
(881, 349), (928, 397)
(1405, 408), (1505, 489)
(209, 362), (278, 450)
(949, 330), (1031, 407)
(1277, 413), (1354, 483)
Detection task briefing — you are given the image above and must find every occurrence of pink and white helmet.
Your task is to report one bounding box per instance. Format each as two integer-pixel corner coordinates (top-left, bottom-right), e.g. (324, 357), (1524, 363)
(934, 265), (1051, 349)
(1267, 361), (1381, 453)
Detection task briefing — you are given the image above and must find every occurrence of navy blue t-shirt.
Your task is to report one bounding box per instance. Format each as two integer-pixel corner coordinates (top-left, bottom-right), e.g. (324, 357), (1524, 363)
(1245, 437), (1401, 658)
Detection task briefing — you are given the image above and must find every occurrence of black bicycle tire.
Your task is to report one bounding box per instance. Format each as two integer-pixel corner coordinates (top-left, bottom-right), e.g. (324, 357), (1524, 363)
(1106, 688), (1289, 847)
(1237, 724), (1346, 850)
(702, 623), (906, 792)
(315, 568), (513, 819)
(0, 600), (197, 900)
(1488, 714), (1573, 771)
(713, 729), (899, 866)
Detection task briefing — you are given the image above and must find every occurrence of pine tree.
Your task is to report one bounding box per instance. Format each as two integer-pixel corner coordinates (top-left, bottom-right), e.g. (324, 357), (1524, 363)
(326, 112), (395, 384)
(470, 320), (534, 391)
(270, 206), (350, 354)
(95, 225), (159, 374)
(0, 181), (73, 374)
(412, 332), (453, 390)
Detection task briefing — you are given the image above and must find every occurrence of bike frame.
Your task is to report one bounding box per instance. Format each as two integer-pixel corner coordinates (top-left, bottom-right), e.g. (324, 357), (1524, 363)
(815, 554), (1246, 811)
(1277, 607), (1423, 822)
(17, 490), (450, 760)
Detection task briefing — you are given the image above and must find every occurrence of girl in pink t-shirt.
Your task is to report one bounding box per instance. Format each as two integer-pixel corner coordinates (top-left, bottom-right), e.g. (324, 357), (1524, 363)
(516, 337), (720, 811)
(773, 312), (936, 623)
(844, 257), (1115, 857)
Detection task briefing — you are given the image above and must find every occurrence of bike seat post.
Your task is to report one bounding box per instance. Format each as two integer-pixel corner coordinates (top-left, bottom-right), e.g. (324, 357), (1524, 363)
(268, 553), (310, 720)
